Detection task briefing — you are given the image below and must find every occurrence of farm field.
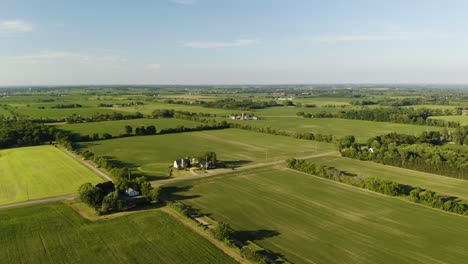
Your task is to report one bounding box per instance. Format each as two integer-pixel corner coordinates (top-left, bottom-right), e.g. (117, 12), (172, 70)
(227, 117), (446, 141)
(81, 128), (336, 180)
(0, 202), (236, 264)
(107, 102), (233, 116)
(58, 118), (204, 137)
(428, 115), (468, 126)
(0, 146), (102, 205)
(166, 166), (468, 264)
(306, 155), (468, 201)
(13, 107), (124, 119)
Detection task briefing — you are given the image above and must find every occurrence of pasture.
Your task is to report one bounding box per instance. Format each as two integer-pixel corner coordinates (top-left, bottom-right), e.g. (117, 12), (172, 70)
(0, 146), (102, 205)
(227, 117), (447, 141)
(58, 118), (204, 137)
(306, 155), (468, 201)
(81, 128), (336, 180)
(166, 166), (468, 264)
(0, 203), (236, 264)
(428, 115), (468, 126)
(13, 107), (123, 119)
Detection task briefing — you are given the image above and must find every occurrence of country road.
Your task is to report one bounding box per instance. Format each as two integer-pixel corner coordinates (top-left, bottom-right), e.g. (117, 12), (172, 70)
(152, 151), (339, 185)
(0, 194), (78, 210)
(58, 146), (114, 182)
(0, 150), (338, 210)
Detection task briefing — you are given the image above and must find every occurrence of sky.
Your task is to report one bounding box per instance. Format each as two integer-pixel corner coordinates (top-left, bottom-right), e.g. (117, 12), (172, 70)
(1, 0), (468, 85)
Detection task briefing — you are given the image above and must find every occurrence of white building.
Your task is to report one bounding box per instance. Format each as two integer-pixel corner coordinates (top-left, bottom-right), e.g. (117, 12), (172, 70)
(125, 188), (139, 197)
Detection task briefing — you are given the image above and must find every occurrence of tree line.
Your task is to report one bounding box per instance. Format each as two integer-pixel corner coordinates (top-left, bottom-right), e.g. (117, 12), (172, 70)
(287, 159), (468, 216)
(297, 107), (461, 128)
(65, 111), (143, 124)
(340, 132), (468, 180)
(0, 120), (74, 148)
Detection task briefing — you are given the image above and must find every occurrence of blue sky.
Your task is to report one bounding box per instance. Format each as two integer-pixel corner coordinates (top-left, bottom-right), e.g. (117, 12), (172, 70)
(1, 0), (468, 85)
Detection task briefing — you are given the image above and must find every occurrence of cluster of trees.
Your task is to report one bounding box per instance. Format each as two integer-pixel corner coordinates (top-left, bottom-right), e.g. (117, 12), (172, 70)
(0, 120), (64, 148)
(79, 179), (160, 214)
(341, 132), (468, 179)
(51, 104), (82, 109)
(124, 125), (157, 136)
(453, 126), (468, 145)
(287, 159), (468, 216)
(350, 100), (378, 106)
(287, 159), (356, 182)
(409, 188), (467, 214)
(65, 112), (143, 124)
(202, 98), (281, 110)
(151, 109), (176, 118)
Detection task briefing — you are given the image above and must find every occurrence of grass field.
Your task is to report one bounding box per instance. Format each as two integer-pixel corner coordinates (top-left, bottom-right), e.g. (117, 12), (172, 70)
(0, 202), (236, 263)
(227, 117), (447, 141)
(81, 128), (336, 180)
(13, 107), (123, 119)
(58, 118), (204, 137)
(306, 155), (468, 201)
(428, 115), (468, 126)
(0, 146), (102, 205)
(167, 166), (468, 264)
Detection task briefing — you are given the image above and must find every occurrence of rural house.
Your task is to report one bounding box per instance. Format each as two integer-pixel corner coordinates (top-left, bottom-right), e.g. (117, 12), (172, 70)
(174, 158), (190, 169)
(125, 188), (139, 197)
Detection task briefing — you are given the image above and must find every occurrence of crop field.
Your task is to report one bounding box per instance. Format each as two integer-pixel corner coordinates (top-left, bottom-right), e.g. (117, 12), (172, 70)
(107, 102), (233, 116)
(58, 118), (204, 137)
(0, 203), (236, 264)
(81, 128), (336, 179)
(13, 107), (123, 119)
(167, 166), (468, 264)
(428, 115), (468, 125)
(306, 155), (468, 201)
(0, 146), (102, 205)
(227, 117), (446, 141)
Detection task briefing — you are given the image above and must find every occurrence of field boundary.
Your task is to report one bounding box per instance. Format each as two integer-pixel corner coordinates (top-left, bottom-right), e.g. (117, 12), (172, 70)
(161, 206), (249, 264)
(286, 167), (468, 219)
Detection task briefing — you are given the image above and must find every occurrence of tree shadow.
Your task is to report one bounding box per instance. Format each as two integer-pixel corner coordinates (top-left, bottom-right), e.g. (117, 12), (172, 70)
(161, 185), (201, 201)
(233, 229), (280, 244)
(218, 159), (251, 168)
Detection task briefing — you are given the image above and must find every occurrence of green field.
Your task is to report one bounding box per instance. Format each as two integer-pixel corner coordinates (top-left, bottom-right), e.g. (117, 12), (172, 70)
(82, 128), (336, 180)
(0, 203), (236, 263)
(58, 118), (204, 137)
(0, 146), (102, 205)
(428, 115), (468, 126)
(227, 117), (446, 141)
(306, 155), (468, 201)
(167, 166), (468, 263)
(13, 107), (123, 119)
(107, 102), (233, 116)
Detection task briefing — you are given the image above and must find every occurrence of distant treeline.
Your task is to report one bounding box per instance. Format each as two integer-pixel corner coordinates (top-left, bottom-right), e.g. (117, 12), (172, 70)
(297, 107), (462, 127)
(230, 122), (336, 143)
(65, 112), (143, 124)
(51, 104), (82, 109)
(287, 159), (468, 216)
(98, 101), (144, 107)
(340, 132), (468, 180)
(351, 97), (457, 107)
(163, 98), (282, 110)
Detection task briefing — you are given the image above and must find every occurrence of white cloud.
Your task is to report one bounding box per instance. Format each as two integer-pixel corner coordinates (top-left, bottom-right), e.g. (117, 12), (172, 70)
(7, 51), (126, 64)
(147, 64), (161, 72)
(305, 31), (432, 43)
(172, 0), (195, 5)
(184, 38), (258, 49)
(0, 19), (33, 32)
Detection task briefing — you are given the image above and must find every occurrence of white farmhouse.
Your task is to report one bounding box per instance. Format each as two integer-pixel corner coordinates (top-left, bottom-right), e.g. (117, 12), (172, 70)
(125, 188), (139, 197)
